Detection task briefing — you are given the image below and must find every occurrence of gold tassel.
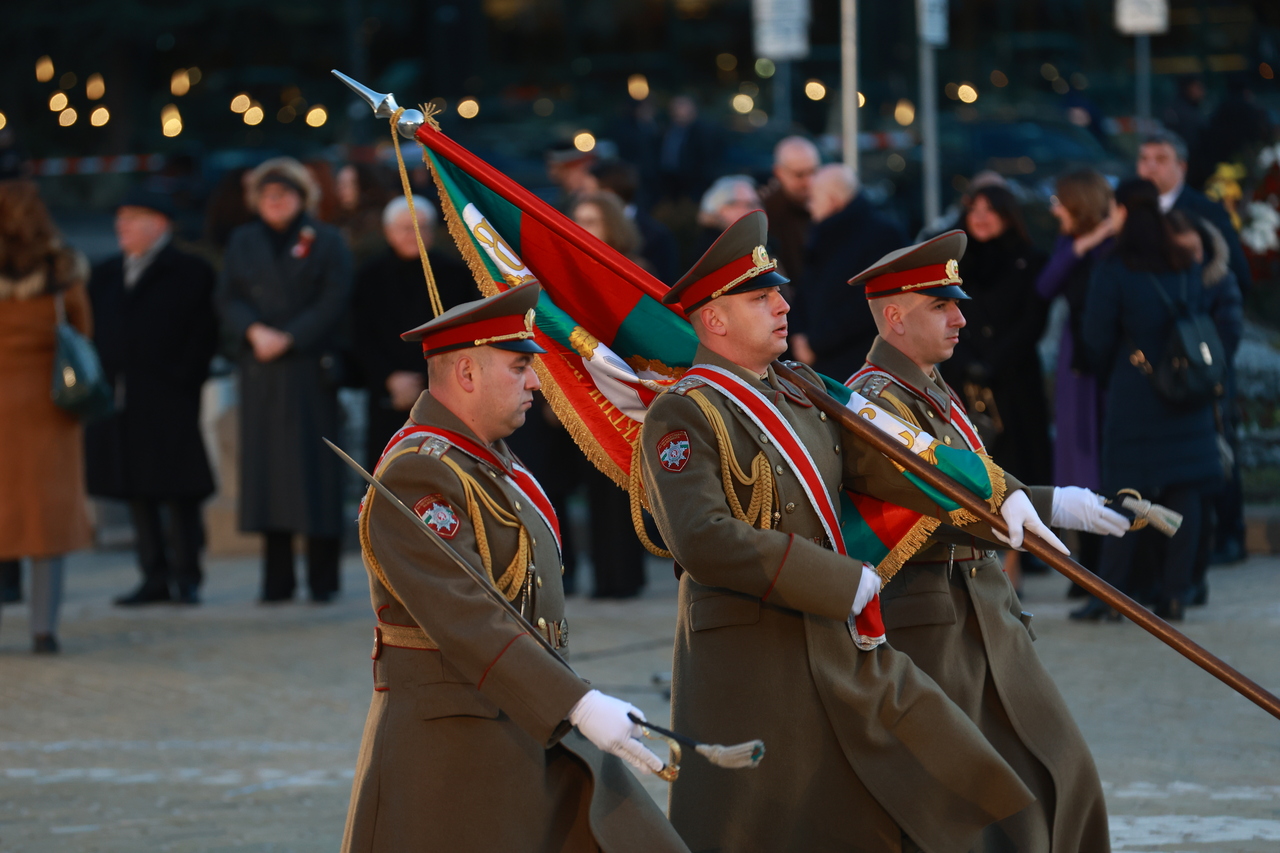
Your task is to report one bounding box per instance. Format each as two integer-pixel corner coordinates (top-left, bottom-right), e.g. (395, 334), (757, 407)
(687, 390), (774, 530)
(441, 455), (528, 601)
(629, 439), (673, 558)
(389, 108), (444, 318)
(873, 515), (942, 585)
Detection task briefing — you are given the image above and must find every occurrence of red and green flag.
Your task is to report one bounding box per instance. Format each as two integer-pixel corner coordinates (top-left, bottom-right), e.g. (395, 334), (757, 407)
(413, 122), (998, 580)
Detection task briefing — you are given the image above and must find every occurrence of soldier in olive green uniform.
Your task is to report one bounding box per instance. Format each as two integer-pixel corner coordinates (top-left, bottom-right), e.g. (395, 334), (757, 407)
(844, 231), (1131, 852)
(342, 283), (690, 853)
(639, 213), (1075, 853)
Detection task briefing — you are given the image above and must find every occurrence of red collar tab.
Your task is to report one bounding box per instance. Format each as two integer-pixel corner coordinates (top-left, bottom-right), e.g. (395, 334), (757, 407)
(421, 309), (536, 356)
(677, 245), (778, 312)
(865, 259), (961, 299)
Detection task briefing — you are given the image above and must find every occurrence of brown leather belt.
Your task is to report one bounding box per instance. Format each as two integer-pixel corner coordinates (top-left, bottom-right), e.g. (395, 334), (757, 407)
(907, 545), (997, 564)
(371, 618), (567, 660)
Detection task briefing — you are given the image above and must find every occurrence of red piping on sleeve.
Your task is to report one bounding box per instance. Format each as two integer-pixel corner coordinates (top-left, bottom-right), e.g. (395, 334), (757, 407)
(761, 533), (794, 602)
(478, 632), (527, 689)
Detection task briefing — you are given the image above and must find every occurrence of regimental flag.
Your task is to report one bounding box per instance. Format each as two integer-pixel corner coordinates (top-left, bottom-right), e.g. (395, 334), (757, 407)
(418, 127), (695, 488)
(412, 121), (1000, 582)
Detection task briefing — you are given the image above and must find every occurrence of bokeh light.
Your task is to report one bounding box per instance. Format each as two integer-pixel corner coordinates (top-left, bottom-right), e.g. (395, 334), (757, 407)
(804, 80), (826, 101)
(533, 97), (554, 116)
(457, 98), (479, 119)
(755, 58), (776, 78)
(171, 69), (191, 97)
(573, 131), (596, 152)
(731, 93), (754, 114)
(243, 104), (264, 125)
(627, 74), (649, 100)
(36, 56), (54, 83)
(990, 70), (1009, 87)
(49, 92), (68, 111)
(90, 106), (110, 126)
(716, 53), (737, 71)
(305, 106), (328, 127)
(894, 98), (915, 126)
(59, 108), (77, 127)
(230, 93), (251, 113)
(957, 83), (978, 103)
(86, 73), (105, 100)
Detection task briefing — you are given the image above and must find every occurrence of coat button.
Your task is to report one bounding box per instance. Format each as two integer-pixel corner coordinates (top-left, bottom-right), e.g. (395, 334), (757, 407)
(926, 411), (934, 418)
(775, 465), (784, 476)
(785, 502), (796, 513)
(833, 445), (840, 454)
(944, 436), (952, 445)
(514, 501), (522, 511)
(536, 575), (543, 588)
(531, 536), (537, 546)
(560, 565), (566, 575)
(759, 433), (769, 443)
(970, 566), (978, 578)
(537, 617), (547, 629)
(819, 411), (827, 421)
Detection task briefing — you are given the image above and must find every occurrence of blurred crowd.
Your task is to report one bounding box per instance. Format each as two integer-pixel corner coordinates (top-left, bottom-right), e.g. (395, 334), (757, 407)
(0, 83), (1273, 652)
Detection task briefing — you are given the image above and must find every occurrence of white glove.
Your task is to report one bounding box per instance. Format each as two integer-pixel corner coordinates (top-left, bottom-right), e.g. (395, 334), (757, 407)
(568, 690), (663, 776)
(995, 490), (1069, 553)
(1050, 486), (1130, 538)
(851, 563), (881, 617)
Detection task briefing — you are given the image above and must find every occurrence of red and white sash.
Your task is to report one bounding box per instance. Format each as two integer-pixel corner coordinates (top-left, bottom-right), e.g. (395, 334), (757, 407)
(847, 363), (985, 452)
(375, 423), (562, 554)
(686, 365), (885, 650)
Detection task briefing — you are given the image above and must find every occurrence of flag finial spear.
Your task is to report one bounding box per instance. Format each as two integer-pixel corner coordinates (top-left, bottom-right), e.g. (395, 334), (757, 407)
(331, 69), (424, 139)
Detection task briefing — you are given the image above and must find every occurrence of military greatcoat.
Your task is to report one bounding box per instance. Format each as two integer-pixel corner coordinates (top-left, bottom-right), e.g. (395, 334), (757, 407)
(342, 392), (689, 853)
(641, 346), (1036, 853)
(847, 336), (1110, 853)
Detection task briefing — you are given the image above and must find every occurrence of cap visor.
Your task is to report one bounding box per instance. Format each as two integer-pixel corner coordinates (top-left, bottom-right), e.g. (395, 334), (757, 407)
(491, 338), (547, 354)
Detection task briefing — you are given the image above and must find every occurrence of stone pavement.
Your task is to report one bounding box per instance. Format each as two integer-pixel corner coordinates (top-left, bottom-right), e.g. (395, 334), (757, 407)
(0, 547), (1277, 852)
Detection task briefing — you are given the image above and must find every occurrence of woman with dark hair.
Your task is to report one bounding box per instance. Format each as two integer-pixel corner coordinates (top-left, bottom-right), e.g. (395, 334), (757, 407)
(1072, 178), (1238, 621)
(0, 180), (93, 652)
(334, 162), (394, 264)
(944, 185), (1051, 482)
(217, 157), (353, 604)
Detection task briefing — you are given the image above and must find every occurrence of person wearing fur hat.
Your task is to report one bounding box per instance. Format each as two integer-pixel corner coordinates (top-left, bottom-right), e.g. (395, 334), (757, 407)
(216, 157), (354, 603)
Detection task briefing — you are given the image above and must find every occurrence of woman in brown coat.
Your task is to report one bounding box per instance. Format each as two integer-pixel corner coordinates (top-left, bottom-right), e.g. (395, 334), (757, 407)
(0, 181), (93, 653)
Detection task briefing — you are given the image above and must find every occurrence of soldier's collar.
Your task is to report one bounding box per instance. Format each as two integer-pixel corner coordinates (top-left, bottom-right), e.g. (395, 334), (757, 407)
(865, 337), (951, 416)
(411, 392), (516, 472)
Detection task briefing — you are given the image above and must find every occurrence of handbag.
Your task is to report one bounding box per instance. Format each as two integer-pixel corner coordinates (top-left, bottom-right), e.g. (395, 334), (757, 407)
(50, 292), (114, 421)
(1128, 273), (1225, 410)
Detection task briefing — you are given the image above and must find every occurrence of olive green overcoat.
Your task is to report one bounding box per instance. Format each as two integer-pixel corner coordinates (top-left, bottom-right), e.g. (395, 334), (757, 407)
(640, 346), (1035, 853)
(847, 337), (1110, 853)
(341, 392), (689, 853)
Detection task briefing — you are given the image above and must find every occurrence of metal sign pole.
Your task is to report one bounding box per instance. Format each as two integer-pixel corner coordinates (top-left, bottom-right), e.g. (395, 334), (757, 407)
(919, 38), (940, 226)
(1135, 33), (1152, 119)
(841, 0), (858, 175)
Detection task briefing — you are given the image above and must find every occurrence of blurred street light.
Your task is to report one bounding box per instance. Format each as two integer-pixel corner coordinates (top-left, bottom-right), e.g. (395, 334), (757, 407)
(731, 93), (754, 113)
(990, 70), (1008, 87)
(716, 53), (737, 71)
(627, 74), (649, 100)
(171, 69), (191, 96)
(804, 80), (826, 101)
(59, 108), (77, 127)
(573, 131), (596, 152)
(894, 98), (915, 125)
(49, 92), (68, 111)
(0, 112), (7, 131)
(90, 106), (109, 127)
(755, 58), (776, 78)
(230, 93), (251, 113)
(957, 83), (978, 103)
(748, 109), (768, 128)
(306, 106), (328, 127)
(243, 104), (264, 125)
(162, 104), (182, 137)
(36, 56), (54, 83)
(457, 98), (479, 119)
(86, 73), (105, 100)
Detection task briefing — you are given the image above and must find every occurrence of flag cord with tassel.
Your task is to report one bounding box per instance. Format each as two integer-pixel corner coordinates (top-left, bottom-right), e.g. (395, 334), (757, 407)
(390, 106), (444, 318)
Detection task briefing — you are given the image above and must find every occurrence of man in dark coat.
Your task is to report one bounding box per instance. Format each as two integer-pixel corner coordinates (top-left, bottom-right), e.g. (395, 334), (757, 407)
(217, 158), (353, 603)
(1138, 131), (1252, 295)
(86, 188), (218, 605)
(791, 164), (907, 381)
(351, 195), (476, 467)
(759, 136), (820, 282)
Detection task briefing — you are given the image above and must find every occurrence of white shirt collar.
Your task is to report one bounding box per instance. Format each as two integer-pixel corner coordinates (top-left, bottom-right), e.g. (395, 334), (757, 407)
(1158, 182), (1183, 213)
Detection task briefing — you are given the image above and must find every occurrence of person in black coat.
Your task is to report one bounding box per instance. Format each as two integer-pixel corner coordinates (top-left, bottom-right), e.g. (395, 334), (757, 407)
(791, 164), (907, 381)
(216, 158), (353, 604)
(85, 189), (218, 605)
(1072, 179), (1241, 622)
(351, 195), (476, 467)
(941, 185), (1051, 487)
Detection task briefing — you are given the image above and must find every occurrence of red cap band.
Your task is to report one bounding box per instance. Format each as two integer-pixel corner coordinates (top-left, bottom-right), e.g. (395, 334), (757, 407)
(420, 311), (534, 355)
(864, 261), (961, 299)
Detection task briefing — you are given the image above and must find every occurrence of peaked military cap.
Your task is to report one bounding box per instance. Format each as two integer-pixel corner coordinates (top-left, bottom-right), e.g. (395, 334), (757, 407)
(847, 229), (971, 300)
(400, 281), (547, 358)
(661, 210), (788, 314)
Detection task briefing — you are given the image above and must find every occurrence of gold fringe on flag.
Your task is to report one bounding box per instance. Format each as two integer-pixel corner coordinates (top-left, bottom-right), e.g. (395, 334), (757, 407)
(390, 107), (444, 318)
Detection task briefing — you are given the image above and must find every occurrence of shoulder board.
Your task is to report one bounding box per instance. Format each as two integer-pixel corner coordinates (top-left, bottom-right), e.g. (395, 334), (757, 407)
(416, 434), (452, 460)
(856, 373), (892, 399)
(669, 376), (707, 396)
